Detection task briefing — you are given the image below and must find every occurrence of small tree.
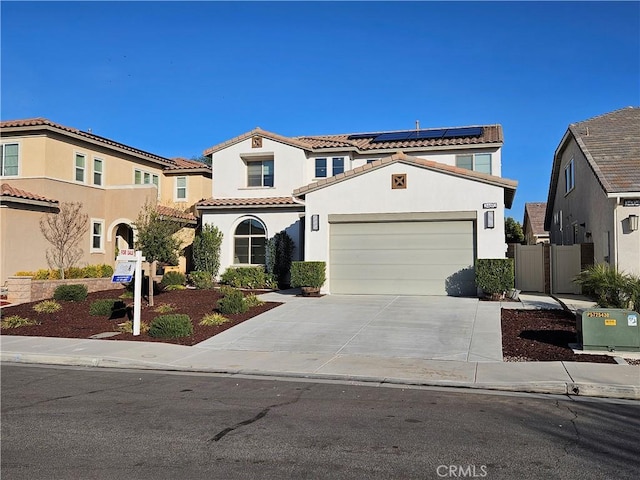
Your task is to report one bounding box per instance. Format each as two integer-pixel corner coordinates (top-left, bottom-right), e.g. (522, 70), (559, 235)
(133, 202), (184, 265)
(266, 231), (295, 288)
(192, 224), (223, 277)
(39, 202), (88, 279)
(505, 217), (524, 244)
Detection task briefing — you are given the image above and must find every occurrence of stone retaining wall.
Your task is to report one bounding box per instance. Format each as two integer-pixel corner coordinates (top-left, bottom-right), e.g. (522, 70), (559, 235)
(6, 277), (123, 305)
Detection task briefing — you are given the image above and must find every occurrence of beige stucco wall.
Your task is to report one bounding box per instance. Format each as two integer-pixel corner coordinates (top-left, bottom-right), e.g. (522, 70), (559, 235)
(0, 178), (157, 284)
(548, 136), (640, 275)
(160, 173), (212, 206)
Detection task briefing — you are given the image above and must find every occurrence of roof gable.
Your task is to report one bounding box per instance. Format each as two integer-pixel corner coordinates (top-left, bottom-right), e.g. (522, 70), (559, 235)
(293, 152), (517, 207)
(523, 202), (547, 236)
(203, 128), (312, 156)
(568, 106), (640, 194)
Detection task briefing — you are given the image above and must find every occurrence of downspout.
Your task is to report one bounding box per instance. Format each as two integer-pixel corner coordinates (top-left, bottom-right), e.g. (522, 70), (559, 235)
(613, 197), (619, 271)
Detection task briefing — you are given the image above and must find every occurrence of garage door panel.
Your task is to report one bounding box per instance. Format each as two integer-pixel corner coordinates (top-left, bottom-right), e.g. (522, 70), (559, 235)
(330, 250), (473, 266)
(331, 263), (473, 281)
(331, 233), (472, 251)
(330, 220), (475, 296)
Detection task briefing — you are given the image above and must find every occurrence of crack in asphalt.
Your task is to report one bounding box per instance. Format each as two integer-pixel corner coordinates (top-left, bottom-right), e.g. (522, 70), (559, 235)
(210, 387), (309, 442)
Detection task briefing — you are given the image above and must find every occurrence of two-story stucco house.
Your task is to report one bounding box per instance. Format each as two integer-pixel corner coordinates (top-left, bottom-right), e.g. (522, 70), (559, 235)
(544, 107), (640, 276)
(0, 118), (211, 284)
(198, 125), (518, 296)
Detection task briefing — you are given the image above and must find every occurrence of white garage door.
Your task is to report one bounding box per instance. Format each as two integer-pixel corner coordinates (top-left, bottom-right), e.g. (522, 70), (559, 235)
(330, 221), (475, 296)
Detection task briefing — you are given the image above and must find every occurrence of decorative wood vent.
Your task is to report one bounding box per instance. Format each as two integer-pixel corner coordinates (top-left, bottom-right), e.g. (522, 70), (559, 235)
(392, 173), (407, 189)
(252, 136), (263, 148)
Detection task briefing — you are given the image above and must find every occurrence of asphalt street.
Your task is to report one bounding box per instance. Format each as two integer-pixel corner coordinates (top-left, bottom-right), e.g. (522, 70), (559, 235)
(2, 364), (639, 480)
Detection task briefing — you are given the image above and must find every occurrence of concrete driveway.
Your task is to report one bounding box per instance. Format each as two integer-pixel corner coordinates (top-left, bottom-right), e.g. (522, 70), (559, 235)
(196, 292), (502, 362)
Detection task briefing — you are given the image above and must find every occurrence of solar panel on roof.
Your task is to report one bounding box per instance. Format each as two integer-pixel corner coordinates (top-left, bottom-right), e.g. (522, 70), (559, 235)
(442, 127), (483, 138)
(415, 129), (446, 140)
(347, 133), (381, 140)
(372, 132), (413, 142)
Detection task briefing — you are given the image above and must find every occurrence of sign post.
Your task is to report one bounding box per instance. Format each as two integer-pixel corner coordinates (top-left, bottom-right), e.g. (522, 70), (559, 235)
(112, 249), (145, 336)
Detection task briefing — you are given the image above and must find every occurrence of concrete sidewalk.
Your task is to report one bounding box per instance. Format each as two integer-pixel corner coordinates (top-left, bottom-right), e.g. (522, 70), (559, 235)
(1, 292), (638, 400)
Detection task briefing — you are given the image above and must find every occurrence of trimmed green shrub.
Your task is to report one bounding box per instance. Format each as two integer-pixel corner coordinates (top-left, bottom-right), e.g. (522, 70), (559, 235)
(475, 259), (514, 295)
(189, 271), (215, 290)
(53, 284), (88, 302)
(1, 315), (40, 329)
(290, 261), (326, 289)
(14, 271), (36, 277)
(574, 264), (640, 309)
(199, 313), (229, 326)
(221, 266), (270, 289)
(89, 299), (126, 316)
(164, 284), (186, 291)
(245, 294), (265, 308)
(64, 267), (85, 279)
(82, 265), (100, 278)
(149, 314), (193, 338)
(99, 264), (114, 277)
(217, 289), (248, 315)
(33, 300), (62, 313)
(161, 271), (186, 288)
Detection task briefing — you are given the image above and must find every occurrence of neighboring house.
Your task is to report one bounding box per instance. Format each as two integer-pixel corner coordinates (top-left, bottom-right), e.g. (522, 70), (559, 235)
(198, 125), (517, 295)
(523, 202), (549, 244)
(544, 107), (640, 276)
(0, 118), (211, 284)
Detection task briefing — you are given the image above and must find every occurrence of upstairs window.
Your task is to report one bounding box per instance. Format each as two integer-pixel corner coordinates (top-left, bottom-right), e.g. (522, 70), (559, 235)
(332, 157), (344, 175)
(247, 159), (274, 187)
(93, 158), (103, 186)
(456, 153), (492, 175)
(75, 153), (86, 182)
(315, 158), (327, 178)
(0, 143), (19, 176)
(564, 158), (575, 194)
(134, 169), (160, 195)
(175, 176), (187, 200)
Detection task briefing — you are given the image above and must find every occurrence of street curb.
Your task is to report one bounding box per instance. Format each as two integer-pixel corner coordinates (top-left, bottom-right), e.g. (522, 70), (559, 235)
(3, 352), (639, 401)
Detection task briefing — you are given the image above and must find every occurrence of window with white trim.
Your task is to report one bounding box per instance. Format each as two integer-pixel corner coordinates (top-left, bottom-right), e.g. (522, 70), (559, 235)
(93, 158), (103, 186)
(175, 176), (187, 200)
(90, 219), (105, 252)
(564, 158), (575, 193)
(456, 153), (492, 174)
(234, 218), (267, 265)
(315, 158), (327, 178)
(247, 159), (274, 187)
(0, 143), (19, 176)
(75, 153), (86, 182)
(134, 169), (160, 195)
(332, 157), (344, 175)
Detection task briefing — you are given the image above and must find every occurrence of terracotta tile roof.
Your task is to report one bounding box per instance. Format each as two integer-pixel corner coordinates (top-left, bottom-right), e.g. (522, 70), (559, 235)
(1, 118), (209, 174)
(204, 128), (313, 156)
(0, 183), (58, 204)
(568, 106), (640, 193)
(156, 205), (197, 223)
(203, 124), (503, 156)
(293, 152), (518, 207)
(295, 125), (503, 152)
(167, 157), (211, 170)
(524, 202), (548, 236)
(197, 196), (300, 208)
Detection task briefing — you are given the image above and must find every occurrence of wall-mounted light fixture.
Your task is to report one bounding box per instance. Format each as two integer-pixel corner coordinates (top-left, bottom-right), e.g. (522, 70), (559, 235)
(629, 214), (639, 231)
(311, 214), (320, 231)
(485, 210), (495, 229)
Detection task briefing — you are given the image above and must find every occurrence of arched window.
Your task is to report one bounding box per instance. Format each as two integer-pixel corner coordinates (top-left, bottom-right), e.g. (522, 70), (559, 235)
(234, 218), (267, 265)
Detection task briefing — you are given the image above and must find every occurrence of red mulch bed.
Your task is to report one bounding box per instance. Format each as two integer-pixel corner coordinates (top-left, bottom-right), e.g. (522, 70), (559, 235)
(501, 308), (616, 364)
(1, 288), (281, 346)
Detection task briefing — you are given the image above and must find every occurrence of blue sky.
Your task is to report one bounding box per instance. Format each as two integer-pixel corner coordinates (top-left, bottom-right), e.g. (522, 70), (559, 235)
(2, 1), (639, 222)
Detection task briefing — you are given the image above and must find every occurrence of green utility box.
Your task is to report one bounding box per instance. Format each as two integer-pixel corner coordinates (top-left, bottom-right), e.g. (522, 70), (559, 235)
(576, 308), (640, 352)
